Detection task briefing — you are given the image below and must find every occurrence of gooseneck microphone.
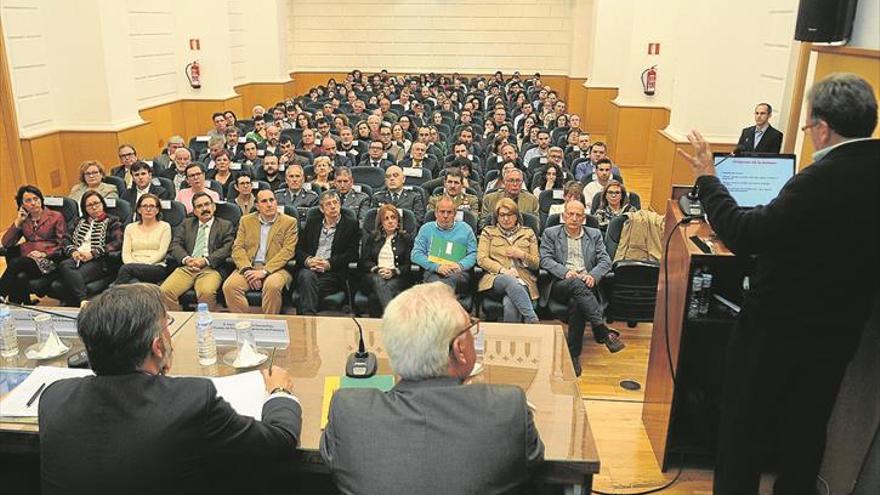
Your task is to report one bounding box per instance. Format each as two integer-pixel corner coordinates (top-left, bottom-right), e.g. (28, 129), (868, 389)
(345, 317), (378, 378)
(679, 150), (737, 218)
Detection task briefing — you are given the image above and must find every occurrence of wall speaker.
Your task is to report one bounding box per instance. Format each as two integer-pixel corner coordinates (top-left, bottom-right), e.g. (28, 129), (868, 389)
(794, 0), (859, 43)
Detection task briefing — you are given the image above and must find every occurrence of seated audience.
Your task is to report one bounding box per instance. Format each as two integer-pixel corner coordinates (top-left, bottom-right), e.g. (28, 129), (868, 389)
(121, 161), (172, 218)
(205, 149), (239, 199)
(159, 147), (193, 195)
(427, 166), (479, 215)
(594, 180), (636, 229)
(115, 194), (172, 285)
(232, 174), (255, 214)
(540, 201), (624, 376)
(0, 185), (66, 303)
(480, 168), (538, 228)
(310, 156), (334, 191)
(477, 198), (539, 323)
(320, 282), (544, 495)
(582, 158), (615, 212)
(532, 163), (565, 197)
(223, 189), (298, 314)
(160, 193), (235, 310)
(358, 204), (413, 317)
(332, 167), (370, 224)
(276, 164), (318, 211)
(39, 283), (301, 495)
(256, 154), (283, 192)
(56, 191), (123, 306)
(69, 160), (119, 202)
(411, 195), (477, 295)
(372, 165), (426, 222)
(293, 191), (360, 315)
(176, 163), (220, 214)
(112, 144), (140, 188)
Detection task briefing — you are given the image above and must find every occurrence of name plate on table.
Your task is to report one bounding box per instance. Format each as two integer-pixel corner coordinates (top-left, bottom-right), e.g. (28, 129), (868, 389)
(212, 318), (290, 348)
(10, 308), (79, 337)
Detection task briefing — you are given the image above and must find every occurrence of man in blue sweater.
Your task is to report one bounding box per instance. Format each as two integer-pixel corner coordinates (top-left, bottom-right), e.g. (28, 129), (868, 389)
(411, 195), (477, 296)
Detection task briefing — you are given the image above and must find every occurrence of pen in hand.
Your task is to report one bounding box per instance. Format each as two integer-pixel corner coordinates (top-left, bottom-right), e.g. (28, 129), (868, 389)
(268, 347), (277, 376)
(26, 382), (46, 408)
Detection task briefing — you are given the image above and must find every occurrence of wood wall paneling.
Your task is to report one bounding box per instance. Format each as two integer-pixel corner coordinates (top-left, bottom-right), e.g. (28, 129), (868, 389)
(235, 82), (296, 117)
(564, 78), (587, 118)
(649, 130), (735, 213)
(799, 47), (880, 169)
(607, 102), (670, 167)
(583, 87), (618, 136)
(0, 20), (26, 229)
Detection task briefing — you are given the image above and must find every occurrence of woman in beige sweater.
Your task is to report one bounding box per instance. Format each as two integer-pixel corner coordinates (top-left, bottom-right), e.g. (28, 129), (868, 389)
(477, 197), (540, 323)
(114, 193), (171, 285)
(68, 160), (120, 203)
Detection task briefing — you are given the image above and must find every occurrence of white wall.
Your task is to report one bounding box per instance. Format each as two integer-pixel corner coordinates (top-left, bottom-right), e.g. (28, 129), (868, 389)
(286, 0), (575, 74)
(850, 0), (880, 49)
(2, 0), (291, 138)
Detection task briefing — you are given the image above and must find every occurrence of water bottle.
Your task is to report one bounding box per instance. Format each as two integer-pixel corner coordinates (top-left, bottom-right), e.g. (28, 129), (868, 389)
(195, 303), (217, 366)
(0, 305), (19, 358)
(688, 270), (703, 319)
(699, 272), (714, 316)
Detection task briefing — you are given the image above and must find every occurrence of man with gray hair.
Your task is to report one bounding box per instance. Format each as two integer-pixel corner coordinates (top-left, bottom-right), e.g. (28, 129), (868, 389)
(39, 284), (301, 494)
(320, 282), (544, 494)
(153, 135), (185, 172)
(679, 73), (879, 495)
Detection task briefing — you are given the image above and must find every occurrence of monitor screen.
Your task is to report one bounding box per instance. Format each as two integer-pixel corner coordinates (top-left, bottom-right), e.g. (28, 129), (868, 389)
(713, 153), (796, 207)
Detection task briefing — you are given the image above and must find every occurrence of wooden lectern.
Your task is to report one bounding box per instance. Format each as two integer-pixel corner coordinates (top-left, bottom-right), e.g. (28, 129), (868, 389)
(642, 200), (749, 471)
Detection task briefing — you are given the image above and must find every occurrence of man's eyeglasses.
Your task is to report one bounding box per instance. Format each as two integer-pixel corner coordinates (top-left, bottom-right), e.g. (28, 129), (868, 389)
(449, 316), (480, 353)
(119, 152), (136, 159)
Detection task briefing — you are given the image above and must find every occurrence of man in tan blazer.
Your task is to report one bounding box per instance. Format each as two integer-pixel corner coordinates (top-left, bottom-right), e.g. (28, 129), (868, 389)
(222, 188), (298, 314)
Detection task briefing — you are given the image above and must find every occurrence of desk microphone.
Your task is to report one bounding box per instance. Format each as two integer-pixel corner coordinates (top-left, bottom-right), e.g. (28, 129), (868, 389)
(345, 317), (377, 378)
(0, 297), (89, 368)
(678, 150), (737, 218)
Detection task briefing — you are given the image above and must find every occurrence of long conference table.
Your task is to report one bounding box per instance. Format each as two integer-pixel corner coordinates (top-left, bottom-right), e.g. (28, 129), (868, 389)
(0, 310), (600, 491)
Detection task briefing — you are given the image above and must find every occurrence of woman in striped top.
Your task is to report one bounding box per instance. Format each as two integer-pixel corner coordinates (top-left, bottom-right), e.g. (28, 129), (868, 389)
(56, 191), (123, 306)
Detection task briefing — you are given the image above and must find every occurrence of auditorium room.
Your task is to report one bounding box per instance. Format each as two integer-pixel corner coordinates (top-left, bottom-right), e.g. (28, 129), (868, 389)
(1, 1), (878, 494)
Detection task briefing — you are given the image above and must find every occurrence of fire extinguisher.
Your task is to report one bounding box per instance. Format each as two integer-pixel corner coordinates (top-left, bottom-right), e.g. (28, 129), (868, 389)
(641, 65), (657, 96)
(186, 61), (201, 89)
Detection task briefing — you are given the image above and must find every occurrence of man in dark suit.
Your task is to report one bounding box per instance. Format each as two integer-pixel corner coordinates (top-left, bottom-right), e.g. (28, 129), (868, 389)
(294, 190), (359, 315)
(358, 140), (395, 168)
(372, 165), (426, 222)
(320, 282), (544, 494)
(39, 283), (301, 495)
(159, 192), (235, 310)
(320, 137), (354, 170)
(121, 161), (172, 219)
(112, 143), (140, 188)
(736, 103), (784, 153)
(679, 74), (878, 495)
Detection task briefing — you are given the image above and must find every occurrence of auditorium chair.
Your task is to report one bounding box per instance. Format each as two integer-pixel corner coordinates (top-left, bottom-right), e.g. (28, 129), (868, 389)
(102, 175), (127, 197)
(479, 212), (541, 321)
(286, 206), (357, 314)
(352, 207), (419, 316)
(350, 166), (386, 190)
(601, 216), (660, 327)
(104, 197), (132, 226)
(537, 189), (565, 229)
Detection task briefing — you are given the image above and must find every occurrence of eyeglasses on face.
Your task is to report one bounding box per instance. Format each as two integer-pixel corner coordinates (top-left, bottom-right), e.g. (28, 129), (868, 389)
(448, 316), (480, 352)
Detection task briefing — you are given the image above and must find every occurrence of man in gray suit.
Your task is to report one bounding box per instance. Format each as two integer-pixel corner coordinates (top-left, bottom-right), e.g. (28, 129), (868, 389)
(159, 192), (236, 310)
(320, 282), (544, 495)
(540, 200), (624, 377)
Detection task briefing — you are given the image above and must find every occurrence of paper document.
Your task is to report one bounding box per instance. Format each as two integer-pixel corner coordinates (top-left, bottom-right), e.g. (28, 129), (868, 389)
(0, 366), (93, 417)
(208, 371), (267, 421)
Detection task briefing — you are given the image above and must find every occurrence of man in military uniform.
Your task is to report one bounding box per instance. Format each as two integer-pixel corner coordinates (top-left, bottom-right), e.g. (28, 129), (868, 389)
(275, 163), (318, 223)
(372, 165), (426, 223)
(427, 167), (479, 215)
(332, 166), (370, 225)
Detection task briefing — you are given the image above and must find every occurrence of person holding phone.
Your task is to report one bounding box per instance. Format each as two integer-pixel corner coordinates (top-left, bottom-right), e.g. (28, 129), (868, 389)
(1, 185), (67, 303)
